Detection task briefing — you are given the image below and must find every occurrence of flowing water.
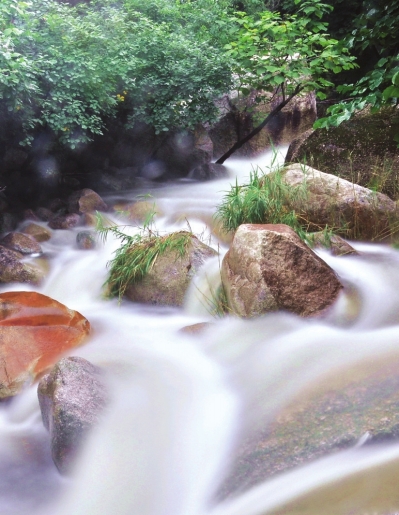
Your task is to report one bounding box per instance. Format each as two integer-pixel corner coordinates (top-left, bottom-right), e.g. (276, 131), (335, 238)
(1, 149), (399, 515)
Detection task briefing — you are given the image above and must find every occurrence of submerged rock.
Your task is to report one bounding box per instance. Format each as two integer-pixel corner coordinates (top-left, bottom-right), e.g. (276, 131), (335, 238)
(307, 232), (359, 257)
(38, 356), (108, 474)
(278, 164), (399, 240)
(0, 245), (44, 285)
(0, 291), (90, 397)
(21, 223), (52, 243)
(125, 232), (217, 306)
(221, 224), (343, 317)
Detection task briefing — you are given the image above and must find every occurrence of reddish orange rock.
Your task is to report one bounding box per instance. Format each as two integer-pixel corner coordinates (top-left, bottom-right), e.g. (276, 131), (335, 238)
(0, 291), (90, 397)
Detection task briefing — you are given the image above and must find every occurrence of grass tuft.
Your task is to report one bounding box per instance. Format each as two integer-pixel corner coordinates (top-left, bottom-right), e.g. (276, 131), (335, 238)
(96, 213), (192, 300)
(215, 164), (312, 241)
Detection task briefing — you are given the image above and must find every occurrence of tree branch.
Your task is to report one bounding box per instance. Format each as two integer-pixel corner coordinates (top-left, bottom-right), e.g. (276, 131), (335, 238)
(215, 84), (304, 165)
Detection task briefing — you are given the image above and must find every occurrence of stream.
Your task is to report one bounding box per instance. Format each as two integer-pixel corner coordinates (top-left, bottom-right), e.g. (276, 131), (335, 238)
(1, 148), (399, 515)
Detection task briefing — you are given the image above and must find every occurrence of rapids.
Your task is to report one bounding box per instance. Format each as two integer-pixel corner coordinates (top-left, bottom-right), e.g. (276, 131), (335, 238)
(1, 149), (399, 515)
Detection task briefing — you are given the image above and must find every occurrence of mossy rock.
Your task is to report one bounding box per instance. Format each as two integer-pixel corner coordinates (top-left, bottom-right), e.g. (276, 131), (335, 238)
(124, 232), (217, 306)
(286, 108), (399, 199)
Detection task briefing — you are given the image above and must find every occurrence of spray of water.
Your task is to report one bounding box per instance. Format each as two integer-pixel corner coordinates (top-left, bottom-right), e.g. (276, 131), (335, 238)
(0, 148), (399, 515)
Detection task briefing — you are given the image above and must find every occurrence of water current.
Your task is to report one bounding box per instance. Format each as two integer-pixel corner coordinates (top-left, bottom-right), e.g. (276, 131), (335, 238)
(1, 148), (399, 515)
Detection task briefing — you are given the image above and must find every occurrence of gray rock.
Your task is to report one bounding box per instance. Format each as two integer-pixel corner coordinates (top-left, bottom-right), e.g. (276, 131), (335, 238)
(279, 164), (399, 240)
(38, 356), (108, 474)
(221, 224), (343, 317)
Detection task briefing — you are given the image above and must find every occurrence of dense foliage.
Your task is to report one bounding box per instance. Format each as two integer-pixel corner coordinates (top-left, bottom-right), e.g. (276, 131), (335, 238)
(313, 0), (399, 131)
(1, 0), (397, 152)
(0, 0), (232, 148)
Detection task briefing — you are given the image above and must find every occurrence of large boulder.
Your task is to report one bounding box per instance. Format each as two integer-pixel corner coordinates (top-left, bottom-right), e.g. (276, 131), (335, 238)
(221, 224), (343, 317)
(278, 164), (399, 240)
(0, 245), (44, 285)
(209, 91), (316, 159)
(125, 232), (218, 306)
(0, 291), (90, 397)
(38, 356), (108, 474)
(285, 109), (399, 199)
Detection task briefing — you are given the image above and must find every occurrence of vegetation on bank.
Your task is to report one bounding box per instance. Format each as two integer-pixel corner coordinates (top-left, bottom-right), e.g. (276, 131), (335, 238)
(1, 0), (398, 155)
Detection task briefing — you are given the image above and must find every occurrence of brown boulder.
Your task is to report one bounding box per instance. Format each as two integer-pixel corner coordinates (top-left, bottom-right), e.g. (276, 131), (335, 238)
(0, 291), (90, 397)
(221, 224), (343, 317)
(1, 232), (42, 254)
(0, 245), (44, 285)
(67, 188), (108, 214)
(279, 164), (399, 240)
(125, 233), (217, 306)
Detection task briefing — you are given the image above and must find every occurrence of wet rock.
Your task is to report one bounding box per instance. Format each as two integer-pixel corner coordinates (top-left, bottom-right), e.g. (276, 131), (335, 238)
(307, 232), (359, 257)
(49, 213), (80, 230)
(35, 207), (55, 222)
(81, 212), (98, 227)
(125, 232), (218, 306)
(76, 231), (96, 250)
(67, 188), (108, 214)
(1, 232), (42, 254)
(21, 223), (52, 243)
(279, 164), (399, 240)
(221, 224), (343, 317)
(38, 356), (107, 474)
(0, 292), (90, 398)
(179, 322), (212, 335)
(0, 245), (44, 285)
(220, 358), (399, 498)
(189, 163), (228, 181)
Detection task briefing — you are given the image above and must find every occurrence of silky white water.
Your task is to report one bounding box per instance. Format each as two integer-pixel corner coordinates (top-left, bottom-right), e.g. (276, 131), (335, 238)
(1, 149), (399, 515)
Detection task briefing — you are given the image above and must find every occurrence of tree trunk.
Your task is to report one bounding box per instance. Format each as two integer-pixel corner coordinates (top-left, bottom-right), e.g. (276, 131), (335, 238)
(215, 85), (304, 165)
